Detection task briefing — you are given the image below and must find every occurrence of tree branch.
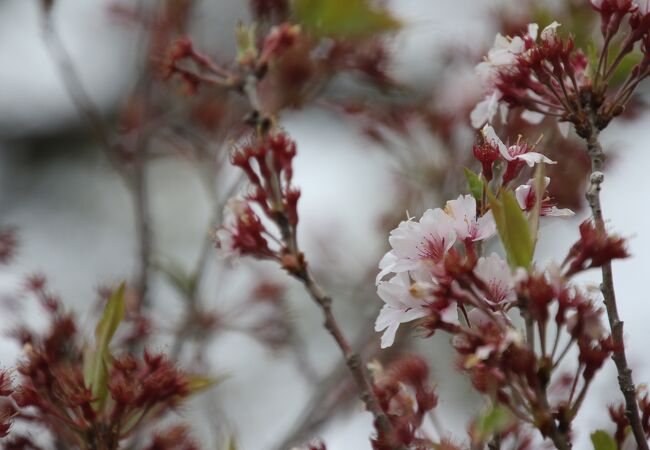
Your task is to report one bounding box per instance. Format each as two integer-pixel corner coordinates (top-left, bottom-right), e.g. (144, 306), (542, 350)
(583, 128), (649, 450)
(293, 267), (404, 449)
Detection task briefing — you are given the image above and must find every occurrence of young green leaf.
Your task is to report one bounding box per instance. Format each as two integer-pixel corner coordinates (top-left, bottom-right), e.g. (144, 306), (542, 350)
(473, 405), (515, 443)
(488, 190), (535, 269)
(463, 167), (484, 203)
(83, 282), (126, 411)
(590, 430), (617, 450)
(291, 0), (400, 39)
(610, 51), (643, 86)
(235, 21), (258, 65)
(186, 373), (228, 395)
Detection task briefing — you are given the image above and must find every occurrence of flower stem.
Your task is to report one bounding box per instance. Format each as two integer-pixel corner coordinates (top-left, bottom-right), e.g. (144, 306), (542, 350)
(582, 128), (649, 450)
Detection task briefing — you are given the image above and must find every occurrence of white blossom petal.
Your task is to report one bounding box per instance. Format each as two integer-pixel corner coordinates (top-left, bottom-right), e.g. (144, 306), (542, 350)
(558, 121), (571, 138)
(540, 21), (561, 43)
(514, 152), (556, 167)
(375, 273), (431, 349)
(544, 206), (575, 217)
(475, 210), (497, 241)
(521, 109), (545, 124)
(481, 124), (510, 160)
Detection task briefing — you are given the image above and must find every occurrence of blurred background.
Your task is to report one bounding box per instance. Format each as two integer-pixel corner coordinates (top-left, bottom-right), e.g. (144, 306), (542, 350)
(1, 0), (650, 448)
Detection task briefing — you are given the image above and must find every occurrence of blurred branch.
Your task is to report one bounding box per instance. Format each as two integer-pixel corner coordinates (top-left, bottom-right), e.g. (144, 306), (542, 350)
(39, 10), (131, 188)
(40, 4), (156, 312)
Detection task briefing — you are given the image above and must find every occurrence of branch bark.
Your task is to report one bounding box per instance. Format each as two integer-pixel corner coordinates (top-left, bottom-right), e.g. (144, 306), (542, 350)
(294, 268), (404, 449)
(583, 128), (649, 450)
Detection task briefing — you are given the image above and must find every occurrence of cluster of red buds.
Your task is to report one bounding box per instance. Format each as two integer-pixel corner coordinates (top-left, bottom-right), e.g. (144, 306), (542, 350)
(473, 4), (650, 135)
(371, 100), (637, 445)
(161, 22), (300, 95)
(370, 356), (439, 450)
(562, 219), (629, 277)
(608, 386), (650, 447)
(0, 280), (202, 449)
(215, 132), (303, 273)
(383, 225), (618, 447)
(471, 22), (587, 130)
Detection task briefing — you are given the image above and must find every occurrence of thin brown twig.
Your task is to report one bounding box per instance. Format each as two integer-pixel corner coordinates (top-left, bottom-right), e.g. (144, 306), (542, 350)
(271, 319), (372, 450)
(293, 267), (402, 447)
(582, 126), (649, 450)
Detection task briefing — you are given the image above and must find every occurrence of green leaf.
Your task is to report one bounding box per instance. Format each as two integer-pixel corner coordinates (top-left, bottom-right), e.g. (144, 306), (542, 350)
(474, 405), (515, 442)
(291, 0), (400, 39)
(463, 167), (484, 203)
(586, 43), (600, 81)
(235, 21), (258, 65)
(610, 51), (643, 86)
(488, 190), (535, 269)
(590, 430), (617, 450)
(84, 282), (126, 412)
(186, 373), (228, 395)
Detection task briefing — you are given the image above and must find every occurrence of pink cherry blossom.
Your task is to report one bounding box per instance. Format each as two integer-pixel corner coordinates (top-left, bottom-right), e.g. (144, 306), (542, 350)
(481, 125), (556, 167)
(474, 253), (516, 304)
(470, 22), (581, 131)
(444, 195), (496, 242)
(515, 177), (574, 217)
(375, 272), (432, 348)
(471, 27), (536, 128)
(376, 209), (456, 283)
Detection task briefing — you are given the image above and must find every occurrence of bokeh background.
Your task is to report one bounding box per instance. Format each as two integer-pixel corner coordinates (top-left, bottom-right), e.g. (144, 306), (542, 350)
(1, 0), (650, 449)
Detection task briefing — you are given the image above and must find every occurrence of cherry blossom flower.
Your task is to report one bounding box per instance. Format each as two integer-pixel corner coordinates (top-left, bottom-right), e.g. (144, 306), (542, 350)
(375, 272), (433, 348)
(471, 25), (539, 127)
(471, 22), (585, 131)
(376, 209), (456, 283)
(444, 195), (496, 242)
(481, 125), (556, 167)
(540, 21), (561, 43)
(515, 177), (574, 217)
(474, 253), (516, 304)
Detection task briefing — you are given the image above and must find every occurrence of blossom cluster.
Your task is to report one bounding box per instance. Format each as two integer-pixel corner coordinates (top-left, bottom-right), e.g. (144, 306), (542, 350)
(471, 22), (585, 129)
(0, 279), (202, 449)
(371, 115), (636, 446)
(375, 194), (496, 348)
(375, 121), (576, 350)
(473, 3), (650, 136)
